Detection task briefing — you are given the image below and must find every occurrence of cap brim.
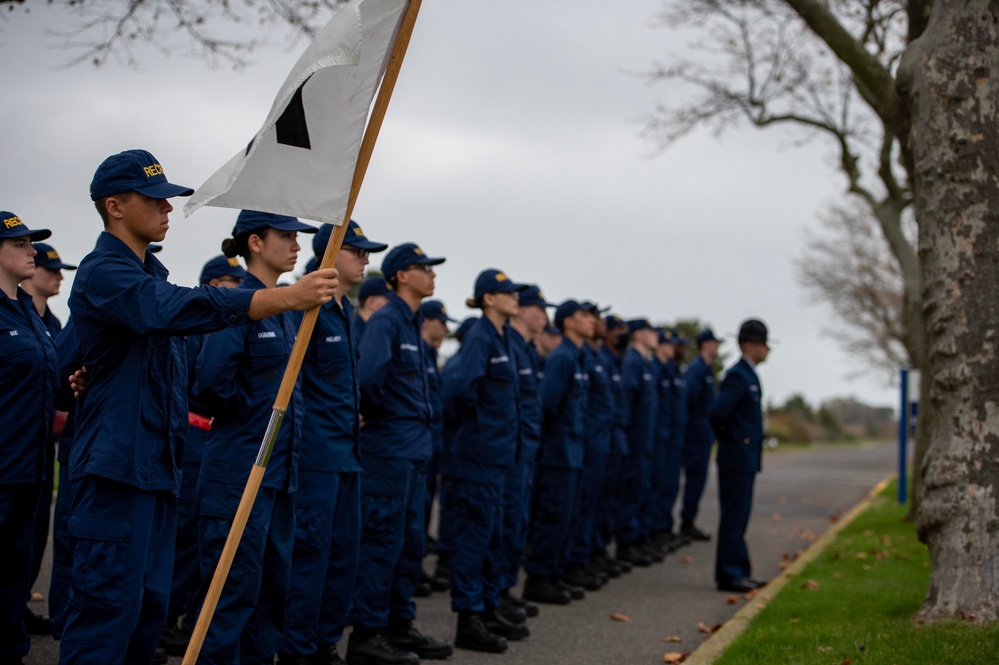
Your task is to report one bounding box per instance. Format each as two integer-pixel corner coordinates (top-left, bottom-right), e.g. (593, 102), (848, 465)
(39, 260), (77, 271)
(272, 220), (319, 233)
(415, 256), (446, 266)
(345, 239), (390, 252)
(6, 227), (52, 242)
(135, 182), (195, 199)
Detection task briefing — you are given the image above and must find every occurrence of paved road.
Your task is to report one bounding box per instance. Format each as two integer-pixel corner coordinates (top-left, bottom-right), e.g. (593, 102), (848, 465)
(26, 440), (897, 665)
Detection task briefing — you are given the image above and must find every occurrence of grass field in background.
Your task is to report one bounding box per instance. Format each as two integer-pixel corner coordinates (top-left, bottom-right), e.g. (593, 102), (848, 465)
(714, 481), (999, 665)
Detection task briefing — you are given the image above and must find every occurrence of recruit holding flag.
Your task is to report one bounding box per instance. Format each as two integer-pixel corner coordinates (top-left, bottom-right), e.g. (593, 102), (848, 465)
(184, 0), (409, 224)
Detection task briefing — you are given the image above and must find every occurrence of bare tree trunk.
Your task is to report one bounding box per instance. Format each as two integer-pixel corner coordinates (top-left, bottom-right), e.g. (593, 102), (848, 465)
(898, 0), (999, 623)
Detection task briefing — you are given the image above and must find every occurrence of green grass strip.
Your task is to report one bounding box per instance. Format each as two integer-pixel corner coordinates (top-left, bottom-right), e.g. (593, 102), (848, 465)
(712, 481), (999, 664)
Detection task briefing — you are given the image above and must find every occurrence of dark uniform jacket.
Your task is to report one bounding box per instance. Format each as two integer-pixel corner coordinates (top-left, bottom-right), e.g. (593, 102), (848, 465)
(710, 357), (764, 476)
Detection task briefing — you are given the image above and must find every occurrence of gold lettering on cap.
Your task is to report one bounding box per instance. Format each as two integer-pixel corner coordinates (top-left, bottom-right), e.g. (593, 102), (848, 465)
(47, 250), (59, 260)
(496, 273), (508, 282)
(354, 226), (364, 236)
(413, 247), (425, 255)
(143, 163), (164, 178)
(3, 215), (24, 229)
(228, 257), (240, 267)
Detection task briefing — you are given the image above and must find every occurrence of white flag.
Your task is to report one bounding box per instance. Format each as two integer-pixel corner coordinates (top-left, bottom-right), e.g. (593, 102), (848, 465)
(184, 0), (409, 224)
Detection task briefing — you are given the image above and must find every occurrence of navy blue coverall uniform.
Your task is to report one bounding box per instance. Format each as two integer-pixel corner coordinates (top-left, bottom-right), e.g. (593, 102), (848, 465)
(614, 348), (657, 546)
(166, 333), (208, 629)
(682, 355), (717, 527)
(423, 342), (444, 539)
(62, 232), (254, 665)
(49, 319), (79, 640)
(281, 295), (363, 658)
(0, 286), (57, 663)
(661, 359), (687, 535)
(193, 272), (303, 665)
(567, 344), (614, 566)
(596, 345), (627, 550)
(710, 358), (764, 586)
(524, 337), (588, 579)
(444, 317), (520, 612)
(350, 293), (434, 631)
(498, 327), (542, 592)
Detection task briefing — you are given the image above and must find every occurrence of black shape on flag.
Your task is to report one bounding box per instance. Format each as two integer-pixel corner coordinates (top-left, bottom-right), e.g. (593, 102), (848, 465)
(276, 75), (313, 150)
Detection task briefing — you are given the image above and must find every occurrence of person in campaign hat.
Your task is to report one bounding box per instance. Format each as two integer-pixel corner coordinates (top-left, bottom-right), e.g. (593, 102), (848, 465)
(191, 210), (321, 665)
(0, 211), (58, 665)
(495, 285), (551, 620)
(417, 299), (454, 597)
(613, 319), (662, 567)
(16, 239), (77, 638)
(711, 319), (771, 593)
(347, 242), (452, 665)
(353, 276), (392, 346)
(522, 300), (593, 606)
(60, 148), (338, 665)
(159, 254), (247, 657)
(680, 328), (723, 542)
(279, 221), (389, 665)
(443, 269), (530, 652)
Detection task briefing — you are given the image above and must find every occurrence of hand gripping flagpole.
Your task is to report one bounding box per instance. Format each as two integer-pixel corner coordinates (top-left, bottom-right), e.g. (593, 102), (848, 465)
(183, 2), (423, 662)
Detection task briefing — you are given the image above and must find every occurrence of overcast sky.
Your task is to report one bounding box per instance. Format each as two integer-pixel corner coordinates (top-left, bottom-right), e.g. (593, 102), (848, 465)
(0, 0), (901, 410)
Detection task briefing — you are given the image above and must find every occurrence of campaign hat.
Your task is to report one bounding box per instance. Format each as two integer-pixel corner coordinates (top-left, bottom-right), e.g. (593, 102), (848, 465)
(381, 242), (445, 280)
(0, 212), (50, 242)
(235, 210), (316, 236)
(90, 149), (194, 200)
(200, 254), (246, 285)
(737, 319), (769, 345)
(312, 220), (388, 257)
(420, 300), (456, 323)
(32, 242), (76, 270)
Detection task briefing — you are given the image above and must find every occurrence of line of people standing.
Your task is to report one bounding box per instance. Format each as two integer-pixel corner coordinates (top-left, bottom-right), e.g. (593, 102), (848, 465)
(1, 147), (771, 665)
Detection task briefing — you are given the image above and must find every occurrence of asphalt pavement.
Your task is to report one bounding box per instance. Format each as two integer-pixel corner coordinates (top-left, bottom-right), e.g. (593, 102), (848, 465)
(26, 440), (897, 665)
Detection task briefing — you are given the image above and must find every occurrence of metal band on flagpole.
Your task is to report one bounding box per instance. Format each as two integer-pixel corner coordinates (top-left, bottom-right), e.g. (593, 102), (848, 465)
(182, 2), (423, 662)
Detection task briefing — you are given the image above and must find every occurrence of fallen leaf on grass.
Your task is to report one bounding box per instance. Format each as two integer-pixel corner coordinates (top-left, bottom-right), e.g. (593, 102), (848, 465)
(761, 594), (772, 601)
(663, 652), (689, 664)
(789, 618), (800, 623)
(863, 529), (875, 537)
(755, 603), (766, 609)
(680, 556), (694, 564)
(610, 613), (630, 622)
(818, 646), (833, 653)
(802, 579), (819, 591)
(660, 636), (682, 643)
(778, 560), (792, 571)
(855, 551), (868, 559)
(840, 659), (853, 665)
(833, 571), (842, 579)
(724, 595), (741, 605)
(697, 621), (722, 634)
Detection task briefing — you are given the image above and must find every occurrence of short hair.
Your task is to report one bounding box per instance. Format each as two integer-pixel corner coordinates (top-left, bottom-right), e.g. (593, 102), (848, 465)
(93, 191), (133, 227)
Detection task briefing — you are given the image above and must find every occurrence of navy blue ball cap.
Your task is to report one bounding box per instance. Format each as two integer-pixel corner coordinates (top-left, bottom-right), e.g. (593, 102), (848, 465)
(518, 284), (555, 308)
(358, 276), (391, 303)
(452, 316), (479, 342)
(582, 301), (610, 315)
(0, 212), (50, 242)
(312, 219), (389, 257)
(666, 328), (689, 345)
(420, 300), (456, 323)
(235, 209), (317, 237)
(604, 314), (626, 332)
(696, 328), (723, 345)
(472, 269), (527, 300)
(627, 318), (655, 336)
(554, 299), (587, 330)
(304, 257), (318, 274)
(737, 319), (769, 345)
(381, 242), (445, 280)
(148, 243), (163, 253)
(89, 149), (194, 201)
(32, 243), (77, 270)
(200, 254), (246, 285)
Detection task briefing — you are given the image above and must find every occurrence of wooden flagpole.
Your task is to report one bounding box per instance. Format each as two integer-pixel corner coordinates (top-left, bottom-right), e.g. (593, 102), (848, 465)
(182, 2), (423, 662)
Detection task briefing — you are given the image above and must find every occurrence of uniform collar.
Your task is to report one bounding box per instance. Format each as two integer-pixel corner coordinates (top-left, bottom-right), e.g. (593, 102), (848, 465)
(387, 292), (421, 324)
(97, 231), (169, 279)
(239, 271), (268, 292)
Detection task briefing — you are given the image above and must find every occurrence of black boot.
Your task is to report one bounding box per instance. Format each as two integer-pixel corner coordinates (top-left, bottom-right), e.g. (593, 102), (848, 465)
(384, 619), (453, 660)
(500, 589), (539, 617)
(483, 608), (530, 641)
(681, 521), (711, 541)
(562, 565), (603, 591)
(454, 612), (507, 653)
(522, 575), (571, 605)
(616, 543), (652, 567)
(554, 576), (585, 600)
(158, 621), (189, 657)
(346, 627), (419, 665)
(495, 601), (527, 625)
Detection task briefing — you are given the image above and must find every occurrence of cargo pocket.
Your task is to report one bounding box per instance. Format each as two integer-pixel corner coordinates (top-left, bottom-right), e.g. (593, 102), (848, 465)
(68, 513), (131, 616)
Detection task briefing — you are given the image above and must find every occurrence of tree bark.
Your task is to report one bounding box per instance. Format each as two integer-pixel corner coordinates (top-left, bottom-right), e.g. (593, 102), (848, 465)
(898, 0), (999, 623)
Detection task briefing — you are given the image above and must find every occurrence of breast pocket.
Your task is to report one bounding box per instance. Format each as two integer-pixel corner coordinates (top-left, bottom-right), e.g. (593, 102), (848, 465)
(314, 341), (346, 381)
(249, 339), (288, 383)
(0, 330), (37, 367)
